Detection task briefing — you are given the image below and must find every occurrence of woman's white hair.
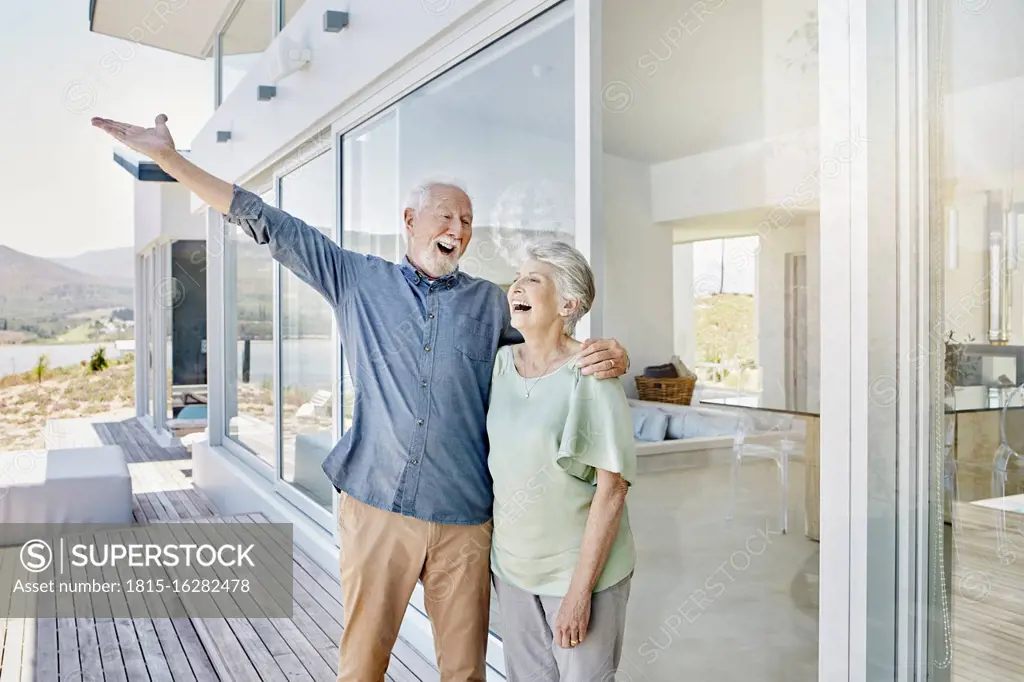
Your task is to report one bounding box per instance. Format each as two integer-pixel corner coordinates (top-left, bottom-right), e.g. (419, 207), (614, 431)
(403, 177), (470, 215)
(522, 239), (595, 335)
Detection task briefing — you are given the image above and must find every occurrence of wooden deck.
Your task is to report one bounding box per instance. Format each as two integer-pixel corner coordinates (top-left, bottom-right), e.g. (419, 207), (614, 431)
(0, 418), (439, 682)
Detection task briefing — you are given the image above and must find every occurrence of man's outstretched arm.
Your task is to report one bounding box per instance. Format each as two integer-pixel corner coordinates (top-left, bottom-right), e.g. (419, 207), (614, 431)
(93, 114), (359, 308)
(93, 115), (234, 213)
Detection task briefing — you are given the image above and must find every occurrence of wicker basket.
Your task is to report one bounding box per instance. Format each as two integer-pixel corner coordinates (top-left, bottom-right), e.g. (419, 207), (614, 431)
(634, 376), (696, 406)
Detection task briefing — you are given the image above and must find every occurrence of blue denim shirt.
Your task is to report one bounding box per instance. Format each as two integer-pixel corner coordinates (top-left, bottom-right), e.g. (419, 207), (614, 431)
(225, 186), (514, 524)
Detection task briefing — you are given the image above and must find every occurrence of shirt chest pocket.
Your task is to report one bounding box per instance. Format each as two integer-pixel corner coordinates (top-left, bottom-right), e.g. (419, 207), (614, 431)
(453, 313), (495, 362)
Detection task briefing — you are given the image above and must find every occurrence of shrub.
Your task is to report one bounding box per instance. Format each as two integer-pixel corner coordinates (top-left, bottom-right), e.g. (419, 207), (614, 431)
(34, 355), (49, 384)
(89, 347), (108, 373)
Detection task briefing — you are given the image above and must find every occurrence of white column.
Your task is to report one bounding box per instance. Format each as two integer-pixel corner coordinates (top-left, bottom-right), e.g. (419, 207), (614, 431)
(153, 243), (169, 431)
(673, 243), (696, 369)
(206, 208), (226, 447)
(134, 254), (146, 418)
(574, 0), (603, 341)
(819, 0), (854, 679)
(819, 0), (903, 680)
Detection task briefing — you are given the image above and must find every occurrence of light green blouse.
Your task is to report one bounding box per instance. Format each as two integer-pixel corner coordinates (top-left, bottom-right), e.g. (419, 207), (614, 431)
(487, 345), (637, 597)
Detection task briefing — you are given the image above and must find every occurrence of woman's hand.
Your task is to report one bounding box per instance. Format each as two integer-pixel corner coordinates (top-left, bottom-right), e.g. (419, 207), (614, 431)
(554, 588), (592, 648)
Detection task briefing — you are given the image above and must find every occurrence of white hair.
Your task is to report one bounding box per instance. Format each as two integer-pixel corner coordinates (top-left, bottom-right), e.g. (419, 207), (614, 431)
(522, 240), (595, 335)
(403, 178), (470, 215)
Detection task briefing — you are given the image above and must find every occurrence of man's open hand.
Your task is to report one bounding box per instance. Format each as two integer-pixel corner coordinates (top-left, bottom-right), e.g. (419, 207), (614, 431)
(577, 338), (629, 379)
(92, 114), (176, 160)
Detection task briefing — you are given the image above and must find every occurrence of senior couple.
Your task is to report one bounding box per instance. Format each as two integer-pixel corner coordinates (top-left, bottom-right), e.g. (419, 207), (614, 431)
(94, 115), (638, 682)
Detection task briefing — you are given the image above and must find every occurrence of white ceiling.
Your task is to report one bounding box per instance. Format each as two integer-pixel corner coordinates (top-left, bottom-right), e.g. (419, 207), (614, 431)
(91, 0), (237, 58)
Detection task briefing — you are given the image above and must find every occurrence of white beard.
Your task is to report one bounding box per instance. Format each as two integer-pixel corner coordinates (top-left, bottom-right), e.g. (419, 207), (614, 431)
(421, 240), (461, 276)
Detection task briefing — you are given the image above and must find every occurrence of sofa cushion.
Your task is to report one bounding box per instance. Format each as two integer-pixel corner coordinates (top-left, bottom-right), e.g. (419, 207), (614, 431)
(665, 412), (687, 440)
(682, 413), (740, 438)
(632, 407), (669, 442)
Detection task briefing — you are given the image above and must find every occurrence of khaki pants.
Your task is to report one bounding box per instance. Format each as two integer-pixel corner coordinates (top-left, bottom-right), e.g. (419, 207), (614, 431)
(336, 492), (492, 682)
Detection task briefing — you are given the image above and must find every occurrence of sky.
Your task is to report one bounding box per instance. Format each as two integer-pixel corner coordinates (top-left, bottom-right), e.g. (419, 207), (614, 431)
(0, 3), (212, 259)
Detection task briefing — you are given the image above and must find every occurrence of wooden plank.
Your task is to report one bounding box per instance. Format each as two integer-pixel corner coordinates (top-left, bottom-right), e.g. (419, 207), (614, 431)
(177, 520), (292, 660)
(240, 515), (437, 682)
(82, 537), (127, 682)
(147, 521), (260, 682)
(0, 556), (28, 682)
(166, 521), (288, 682)
(56, 532), (82, 682)
(103, 528), (165, 682)
(33, 546), (59, 682)
(0, 542), (19, 674)
(168, 618), (218, 682)
(273, 653), (315, 682)
(67, 529), (104, 682)
(214, 518), (337, 681)
(131, 524), (198, 682)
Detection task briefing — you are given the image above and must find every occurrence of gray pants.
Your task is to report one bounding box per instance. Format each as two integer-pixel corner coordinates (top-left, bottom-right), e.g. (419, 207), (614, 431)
(492, 573), (631, 682)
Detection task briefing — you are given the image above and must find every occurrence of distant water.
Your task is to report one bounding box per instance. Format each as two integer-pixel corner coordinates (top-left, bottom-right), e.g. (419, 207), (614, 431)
(0, 343), (124, 377)
(0, 339), (339, 387)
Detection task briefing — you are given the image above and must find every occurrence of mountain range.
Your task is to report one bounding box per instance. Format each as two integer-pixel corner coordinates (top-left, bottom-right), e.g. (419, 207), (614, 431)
(0, 245), (134, 325)
(51, 247), (134, 284)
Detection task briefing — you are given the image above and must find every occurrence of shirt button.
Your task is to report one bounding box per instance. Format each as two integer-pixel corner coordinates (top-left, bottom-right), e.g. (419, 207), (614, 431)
(411, 458), (418, 464)
(424, 344), (431, 352)
(421, 380), (428, 388)
(417, 419), (424, 425)
(428, 312), (435, 319)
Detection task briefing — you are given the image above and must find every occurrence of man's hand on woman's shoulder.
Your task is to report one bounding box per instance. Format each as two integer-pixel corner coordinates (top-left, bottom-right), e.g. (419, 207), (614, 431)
(576, 338), (630, 380)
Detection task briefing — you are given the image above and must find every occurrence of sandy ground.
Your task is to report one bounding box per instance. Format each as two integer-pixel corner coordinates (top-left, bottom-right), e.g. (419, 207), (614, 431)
(0, 361), (135, 451)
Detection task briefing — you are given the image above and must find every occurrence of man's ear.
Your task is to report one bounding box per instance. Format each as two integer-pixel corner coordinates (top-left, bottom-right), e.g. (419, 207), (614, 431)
(403, 208), (416, 236)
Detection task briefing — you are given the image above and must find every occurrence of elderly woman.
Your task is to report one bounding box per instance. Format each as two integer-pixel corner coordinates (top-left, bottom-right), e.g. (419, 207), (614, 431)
(487, 240), (636, 681)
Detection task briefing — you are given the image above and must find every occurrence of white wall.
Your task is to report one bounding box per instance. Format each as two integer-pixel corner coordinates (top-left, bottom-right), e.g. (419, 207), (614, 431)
(134, 182), (162, 254)
(756, 217), (819, 411)
(602, 153), (674, 397)
(135, 181), (207, 254)
(161, 183), (208, 242)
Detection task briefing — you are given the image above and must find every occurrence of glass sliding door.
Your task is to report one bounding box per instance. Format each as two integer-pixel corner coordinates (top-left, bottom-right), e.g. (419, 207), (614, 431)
(597, 0), (823, 679)
(279, 151), (337, 511)
(340, 0), (574, 653)
(924, 2), (1024, 680)
(224, 188), (277, 470)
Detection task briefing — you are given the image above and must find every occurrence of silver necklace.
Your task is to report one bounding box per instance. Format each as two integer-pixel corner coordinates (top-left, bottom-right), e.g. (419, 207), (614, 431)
(517, 346), (570, 398)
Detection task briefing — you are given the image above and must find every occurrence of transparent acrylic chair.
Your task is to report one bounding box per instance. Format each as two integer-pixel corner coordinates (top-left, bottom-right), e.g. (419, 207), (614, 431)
(943, 417), (960, 532)
(727, 413), (806, 534)
(993, 385), (1024, 559)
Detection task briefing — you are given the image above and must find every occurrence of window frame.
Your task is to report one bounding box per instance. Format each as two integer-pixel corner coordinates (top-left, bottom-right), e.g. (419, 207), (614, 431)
(272, 150), (339, 531)
(221, 184), (279, 477)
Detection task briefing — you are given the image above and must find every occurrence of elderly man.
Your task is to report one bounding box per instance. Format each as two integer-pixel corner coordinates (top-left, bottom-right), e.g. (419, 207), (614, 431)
(92, 115), (629, 682)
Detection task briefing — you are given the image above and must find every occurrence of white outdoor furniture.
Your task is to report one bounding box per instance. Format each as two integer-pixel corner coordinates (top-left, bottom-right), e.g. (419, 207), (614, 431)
(296, 390), (332, 422)
(0, 446), (133, 546)
(292, 430), (336, 506)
